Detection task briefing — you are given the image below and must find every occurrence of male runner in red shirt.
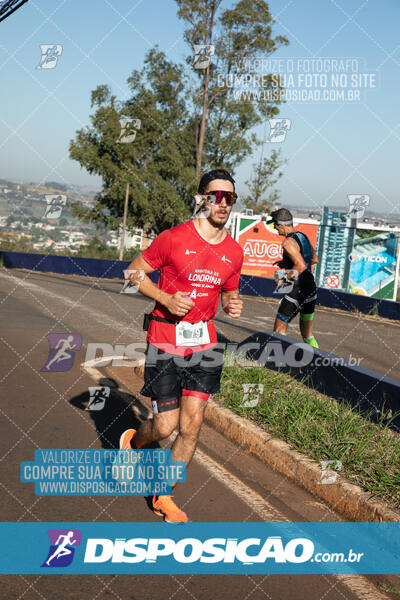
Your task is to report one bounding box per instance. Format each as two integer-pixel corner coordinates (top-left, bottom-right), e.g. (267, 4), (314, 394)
(120, 169), (244, 523)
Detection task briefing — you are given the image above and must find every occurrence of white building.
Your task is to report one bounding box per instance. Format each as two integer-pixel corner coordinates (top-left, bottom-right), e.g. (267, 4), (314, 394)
(119, 227), (143, 249)
(118, 226), (155, 250)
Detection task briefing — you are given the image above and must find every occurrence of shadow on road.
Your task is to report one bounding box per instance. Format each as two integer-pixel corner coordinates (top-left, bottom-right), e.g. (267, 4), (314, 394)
(69, 377), (149, 449)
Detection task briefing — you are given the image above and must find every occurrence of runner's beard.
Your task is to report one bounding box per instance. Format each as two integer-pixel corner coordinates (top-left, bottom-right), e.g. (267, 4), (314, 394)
(208, 209), (229, 229)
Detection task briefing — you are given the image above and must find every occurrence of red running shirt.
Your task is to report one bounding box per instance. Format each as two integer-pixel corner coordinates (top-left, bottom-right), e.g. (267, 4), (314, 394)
(142, 220), (244, 356)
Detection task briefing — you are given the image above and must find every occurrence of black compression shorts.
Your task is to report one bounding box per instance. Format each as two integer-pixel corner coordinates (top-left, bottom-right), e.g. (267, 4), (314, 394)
(140, 343), (224, 413)
(276, 269), (317, 323)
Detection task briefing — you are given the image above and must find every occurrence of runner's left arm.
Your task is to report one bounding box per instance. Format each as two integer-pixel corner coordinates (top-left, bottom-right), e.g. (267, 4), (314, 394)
(221, 290), (243, 319)
(220, 251), (244, 319)
(311, 244), (319, 265)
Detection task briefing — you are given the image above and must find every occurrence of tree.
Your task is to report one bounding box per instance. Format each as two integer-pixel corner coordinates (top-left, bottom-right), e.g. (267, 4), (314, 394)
(69, 1), (288, 234)
(243, 148), (286, 214)
(69, 53), (196, 236)
(176, 0), (288, 175)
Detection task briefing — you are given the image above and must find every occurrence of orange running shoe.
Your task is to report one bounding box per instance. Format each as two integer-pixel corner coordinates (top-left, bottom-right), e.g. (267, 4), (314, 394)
(119, 429), (136, 449)
(152, 495), (189, 523)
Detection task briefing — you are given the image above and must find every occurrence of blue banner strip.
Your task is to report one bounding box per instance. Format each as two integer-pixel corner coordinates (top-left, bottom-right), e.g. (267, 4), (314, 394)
(0, 522), (398, 574)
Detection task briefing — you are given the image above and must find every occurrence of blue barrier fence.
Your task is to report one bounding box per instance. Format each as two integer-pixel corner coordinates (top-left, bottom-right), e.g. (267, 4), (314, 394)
(240, 331), (400, 432)
(0, 251), (162, 284)
(1, 251), (130, 279)
(2, 251), (399, 320)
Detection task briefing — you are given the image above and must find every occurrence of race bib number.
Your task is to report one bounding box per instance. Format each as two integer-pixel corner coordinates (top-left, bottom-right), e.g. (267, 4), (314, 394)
(175, 321), (210, 347)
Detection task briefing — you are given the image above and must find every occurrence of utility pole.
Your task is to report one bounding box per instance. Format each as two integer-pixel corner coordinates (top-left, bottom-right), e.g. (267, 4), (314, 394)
(119, 181), (129, 261)
(195, 0), (218, 178)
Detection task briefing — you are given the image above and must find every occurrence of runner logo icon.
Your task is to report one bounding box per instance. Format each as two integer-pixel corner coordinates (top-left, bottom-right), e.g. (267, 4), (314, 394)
(193, 44), (214, 69)
(37, 44), (63, 69)
(44, 194), (66, 219)
(319, 460), (342, 485)
(121, 269), (145, 294)
(86, 386), (110, 411)
(266, 118), (291, 143)
(41, 334), (82, 372)
(347, 194), (370, 220)
(116, 118), (141, 143)
(42, 529), (82, 568)
(273, 269), (299, 295)
(240, 384), (264, 408)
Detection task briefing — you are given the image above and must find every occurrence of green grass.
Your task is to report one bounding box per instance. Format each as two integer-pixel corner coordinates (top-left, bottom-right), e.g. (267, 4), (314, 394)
(214, 361), (400, 508)
(379, 583), (400, 596)
(369, 303), (380, 316)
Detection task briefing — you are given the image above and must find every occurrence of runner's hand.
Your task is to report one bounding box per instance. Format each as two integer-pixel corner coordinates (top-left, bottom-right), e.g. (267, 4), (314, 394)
(223, 294), (243, 319)
(165, 291), (194, 316)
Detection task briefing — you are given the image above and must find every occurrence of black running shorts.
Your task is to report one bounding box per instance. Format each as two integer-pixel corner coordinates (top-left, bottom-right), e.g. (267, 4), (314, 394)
(140, 343), (224, 413)
(277, 269), (317, 323)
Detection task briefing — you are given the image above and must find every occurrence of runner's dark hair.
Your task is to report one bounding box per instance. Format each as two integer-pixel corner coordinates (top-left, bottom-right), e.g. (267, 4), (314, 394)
(197, 169), (235, 194)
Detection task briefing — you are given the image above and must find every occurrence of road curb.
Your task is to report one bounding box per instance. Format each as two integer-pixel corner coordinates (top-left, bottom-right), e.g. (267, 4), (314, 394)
(205, 398), (400, 523)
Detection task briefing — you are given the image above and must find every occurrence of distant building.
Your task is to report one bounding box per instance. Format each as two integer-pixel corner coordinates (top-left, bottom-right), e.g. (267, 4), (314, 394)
(106, 237), (119, 248)
(315, 207), (357, 289)
(118, 227), (155, 251)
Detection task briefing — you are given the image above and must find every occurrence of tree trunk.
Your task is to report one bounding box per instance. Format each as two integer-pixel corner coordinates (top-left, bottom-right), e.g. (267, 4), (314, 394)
(196, 66), (211, 178)
(195, 0), (218, 178)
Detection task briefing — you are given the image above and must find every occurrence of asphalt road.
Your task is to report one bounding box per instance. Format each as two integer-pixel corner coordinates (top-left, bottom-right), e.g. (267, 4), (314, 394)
(0, 268), (398, 600)
(1, 268), (399, 377)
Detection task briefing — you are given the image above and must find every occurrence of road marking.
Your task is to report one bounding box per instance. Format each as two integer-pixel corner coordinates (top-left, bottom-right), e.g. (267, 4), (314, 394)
(0, 270), (145, 336)
(193, 448), (286, 521)
(257, 316), (275, 321)
(239, 317), (272, 326)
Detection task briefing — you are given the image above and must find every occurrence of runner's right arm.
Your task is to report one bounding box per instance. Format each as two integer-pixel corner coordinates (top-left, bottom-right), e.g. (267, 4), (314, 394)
(125, 254), (193, 317)
(281, 238), (307, 277)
